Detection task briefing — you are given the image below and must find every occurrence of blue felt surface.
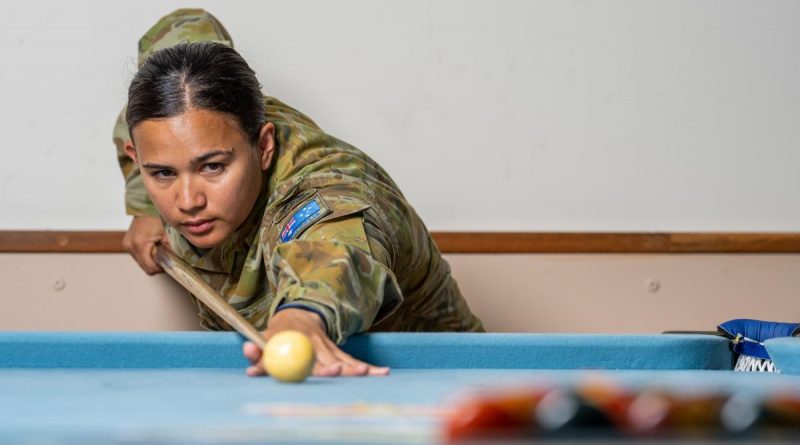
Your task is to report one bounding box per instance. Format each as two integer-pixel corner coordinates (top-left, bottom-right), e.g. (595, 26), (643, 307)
(765, 336), (800, 375)
(0, 331), (249, 368)
(1, 368), (799, 445)
(0, 332), (797, 445)
(0, 332), (734, 370)
(343, 333), (734, 370)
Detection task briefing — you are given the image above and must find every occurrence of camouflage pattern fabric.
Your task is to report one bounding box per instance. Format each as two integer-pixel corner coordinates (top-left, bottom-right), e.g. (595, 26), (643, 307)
(114, 9), (484, 343)
(137, 9), (233, 69)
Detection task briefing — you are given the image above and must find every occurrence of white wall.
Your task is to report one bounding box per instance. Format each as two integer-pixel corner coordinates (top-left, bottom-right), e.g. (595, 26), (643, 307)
(2, 1), (799, 231)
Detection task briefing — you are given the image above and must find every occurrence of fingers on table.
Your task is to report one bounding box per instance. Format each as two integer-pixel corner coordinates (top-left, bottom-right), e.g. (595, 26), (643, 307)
(313, 340), (389, 377)
(243, 337), (390, 378)
(311, 340), (359, 376)
(242, 342), (266, 376)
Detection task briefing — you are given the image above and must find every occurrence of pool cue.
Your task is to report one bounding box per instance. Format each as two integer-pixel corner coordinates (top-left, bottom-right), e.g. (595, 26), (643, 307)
(153, 244), (266, 350)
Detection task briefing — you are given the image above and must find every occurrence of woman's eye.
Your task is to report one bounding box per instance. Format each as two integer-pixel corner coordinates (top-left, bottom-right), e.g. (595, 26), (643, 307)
(153, 169), (175, 179)
(203, 163), (224, 173)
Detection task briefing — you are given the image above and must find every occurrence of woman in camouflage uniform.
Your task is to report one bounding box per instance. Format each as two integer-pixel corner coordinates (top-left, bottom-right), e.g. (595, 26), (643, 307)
(116, 9), (483, 377)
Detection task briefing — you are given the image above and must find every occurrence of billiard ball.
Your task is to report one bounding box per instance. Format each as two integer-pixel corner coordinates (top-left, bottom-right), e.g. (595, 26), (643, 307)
(262, 330), (316, 383)
(445, 388), (550, 439)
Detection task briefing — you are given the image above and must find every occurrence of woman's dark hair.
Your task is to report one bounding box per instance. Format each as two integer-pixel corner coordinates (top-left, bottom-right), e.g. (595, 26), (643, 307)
(126, 42), (265, 144)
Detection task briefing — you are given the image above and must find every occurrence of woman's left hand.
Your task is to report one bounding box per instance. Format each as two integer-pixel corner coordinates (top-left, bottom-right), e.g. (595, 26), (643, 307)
(242, 308), (390, 377)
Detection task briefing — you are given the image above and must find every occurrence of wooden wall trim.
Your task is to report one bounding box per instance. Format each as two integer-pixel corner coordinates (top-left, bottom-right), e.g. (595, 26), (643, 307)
(1, 231), (800, 253)
(433, 232), (800, 253)
(0, 231), (126, 253)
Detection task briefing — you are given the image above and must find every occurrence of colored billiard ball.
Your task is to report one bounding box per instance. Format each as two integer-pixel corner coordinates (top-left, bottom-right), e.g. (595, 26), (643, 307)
(262, 330), (316, 383)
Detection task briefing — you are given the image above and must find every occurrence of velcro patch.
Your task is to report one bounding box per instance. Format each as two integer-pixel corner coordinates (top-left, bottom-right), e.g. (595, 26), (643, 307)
(279, 197), (329, 243)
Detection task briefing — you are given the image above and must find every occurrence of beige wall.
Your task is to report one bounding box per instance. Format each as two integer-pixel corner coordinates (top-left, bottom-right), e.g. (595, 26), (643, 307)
(448, 254), (800, 333)
(0, 254), (202, 331)
(1, 253), (798, 333)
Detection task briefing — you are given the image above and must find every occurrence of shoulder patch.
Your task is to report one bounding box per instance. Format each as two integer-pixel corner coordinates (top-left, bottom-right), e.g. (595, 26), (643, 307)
(279, 197), (330, 243)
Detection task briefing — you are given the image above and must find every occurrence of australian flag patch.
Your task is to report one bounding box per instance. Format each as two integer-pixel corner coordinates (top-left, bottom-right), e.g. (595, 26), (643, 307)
(280, 197), (329, 243)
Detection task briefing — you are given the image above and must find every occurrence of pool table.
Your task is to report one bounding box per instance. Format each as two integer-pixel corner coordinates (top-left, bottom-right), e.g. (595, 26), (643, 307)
(1, 332), (799, 444)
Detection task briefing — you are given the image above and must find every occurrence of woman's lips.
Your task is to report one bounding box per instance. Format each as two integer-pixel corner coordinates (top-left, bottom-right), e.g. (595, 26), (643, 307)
(182, 219), (215, 235)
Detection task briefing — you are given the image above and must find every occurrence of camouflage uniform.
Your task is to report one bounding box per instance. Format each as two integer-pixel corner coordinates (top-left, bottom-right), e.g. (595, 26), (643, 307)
(113, 9), (484, 344)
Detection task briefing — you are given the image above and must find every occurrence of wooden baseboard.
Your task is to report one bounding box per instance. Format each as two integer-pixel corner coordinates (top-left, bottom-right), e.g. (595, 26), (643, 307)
(0, 231), (125, 253)
(1, 231), (799, 253)
(434, 232), (800, 253)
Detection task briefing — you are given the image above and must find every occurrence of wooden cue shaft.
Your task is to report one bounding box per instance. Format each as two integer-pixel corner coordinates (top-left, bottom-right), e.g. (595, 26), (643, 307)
(153, 244), (266, 349)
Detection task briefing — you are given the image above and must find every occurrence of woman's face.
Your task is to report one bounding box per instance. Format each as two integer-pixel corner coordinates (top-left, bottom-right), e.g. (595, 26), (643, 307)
(128, 109), (274, 249)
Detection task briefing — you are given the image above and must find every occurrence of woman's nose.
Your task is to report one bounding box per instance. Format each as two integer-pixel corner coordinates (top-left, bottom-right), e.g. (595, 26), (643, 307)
(176, 177), (207, 213)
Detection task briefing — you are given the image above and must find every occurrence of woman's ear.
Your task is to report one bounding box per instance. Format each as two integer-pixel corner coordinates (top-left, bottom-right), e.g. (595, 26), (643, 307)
(124, 140), (138, 164)
(257, 122), (276, 171)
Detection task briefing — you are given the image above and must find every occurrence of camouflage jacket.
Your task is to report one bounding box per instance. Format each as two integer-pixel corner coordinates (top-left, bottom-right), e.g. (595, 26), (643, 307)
(113, 9), (484, 343)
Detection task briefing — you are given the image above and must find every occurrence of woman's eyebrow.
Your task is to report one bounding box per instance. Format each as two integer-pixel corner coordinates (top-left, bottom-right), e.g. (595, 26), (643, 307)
(141, 150), (234, 170)
(192, 149), (234, 166)
(141, 162), (172, 170)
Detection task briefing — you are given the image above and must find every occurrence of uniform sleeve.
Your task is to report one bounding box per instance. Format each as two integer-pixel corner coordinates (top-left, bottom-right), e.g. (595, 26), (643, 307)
(112, 106), (159, 217)
(265, 216), (403, 344)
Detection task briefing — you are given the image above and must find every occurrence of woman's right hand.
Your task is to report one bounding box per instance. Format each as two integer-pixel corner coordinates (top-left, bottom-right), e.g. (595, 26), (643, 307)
(122, 215), (168, 275)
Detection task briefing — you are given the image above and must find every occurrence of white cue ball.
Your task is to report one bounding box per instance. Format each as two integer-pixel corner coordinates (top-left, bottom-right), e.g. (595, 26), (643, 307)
(262, 330), (316, 383)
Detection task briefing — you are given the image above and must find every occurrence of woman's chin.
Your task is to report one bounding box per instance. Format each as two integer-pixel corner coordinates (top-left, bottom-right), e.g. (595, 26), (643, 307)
(183, 229), (228, 250)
